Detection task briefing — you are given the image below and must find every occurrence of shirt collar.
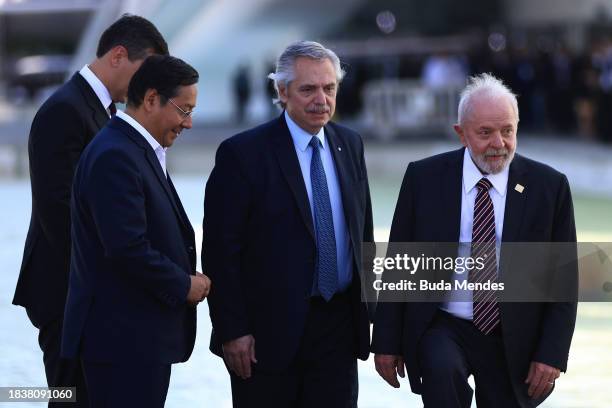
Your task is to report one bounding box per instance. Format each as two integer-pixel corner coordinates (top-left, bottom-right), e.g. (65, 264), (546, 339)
(284, 111), (326, 152)
(79, 65), (112, 113)
(116, 110), (165, 153)
(462, 147), (509, 196)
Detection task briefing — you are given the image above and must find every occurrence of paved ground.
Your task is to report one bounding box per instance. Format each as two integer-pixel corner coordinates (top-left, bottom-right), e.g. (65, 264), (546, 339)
(1, 173), (611, 407)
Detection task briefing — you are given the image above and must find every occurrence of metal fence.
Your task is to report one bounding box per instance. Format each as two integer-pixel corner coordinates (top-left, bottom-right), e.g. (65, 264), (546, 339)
(361, 80), (461, 140)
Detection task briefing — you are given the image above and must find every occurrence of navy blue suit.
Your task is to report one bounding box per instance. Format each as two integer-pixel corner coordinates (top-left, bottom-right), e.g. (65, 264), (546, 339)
(203, 114), (374, 406)
(62, 116), (196, 406)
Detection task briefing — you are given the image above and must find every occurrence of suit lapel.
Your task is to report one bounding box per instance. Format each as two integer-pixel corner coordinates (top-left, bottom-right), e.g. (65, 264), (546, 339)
(271, 115), (315, 241)
(439, 148), (464, 242)
(501, 155), (528, 243)
(167, 173), (195, 236)
(431, 149), (464, 286)
(73, 73), (109, 133)
(498, 155), (528, 292)
(324, 124), (357, 239)
(113, 117), (190, 232)
(143, 144), (189, 232)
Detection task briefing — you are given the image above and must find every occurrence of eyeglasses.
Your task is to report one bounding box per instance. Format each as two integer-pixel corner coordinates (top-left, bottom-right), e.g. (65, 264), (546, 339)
(168, 98), (194, 119)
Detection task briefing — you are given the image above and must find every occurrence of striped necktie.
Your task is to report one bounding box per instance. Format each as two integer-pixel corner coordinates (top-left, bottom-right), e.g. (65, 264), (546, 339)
(470, 177), (500, 335)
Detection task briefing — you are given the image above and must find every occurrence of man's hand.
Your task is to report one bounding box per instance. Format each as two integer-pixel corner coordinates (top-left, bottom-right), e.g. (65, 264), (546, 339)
(223, 335), (257, 380)
(375, 354), (405, 388)
(186, 272), (211, 305)
(525, 361), (560, 399)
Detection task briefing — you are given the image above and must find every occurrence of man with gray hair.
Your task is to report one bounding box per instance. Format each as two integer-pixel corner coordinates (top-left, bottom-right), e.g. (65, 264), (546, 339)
(371, 73), (577, 407)
(203, 40), (374, 406)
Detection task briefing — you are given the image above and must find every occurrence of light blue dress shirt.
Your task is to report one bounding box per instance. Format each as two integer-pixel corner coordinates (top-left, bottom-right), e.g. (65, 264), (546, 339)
(284, 111), (353, 293)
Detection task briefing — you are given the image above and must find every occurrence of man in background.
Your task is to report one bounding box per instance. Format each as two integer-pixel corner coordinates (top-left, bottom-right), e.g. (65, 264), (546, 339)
(13, 14), (168, 406)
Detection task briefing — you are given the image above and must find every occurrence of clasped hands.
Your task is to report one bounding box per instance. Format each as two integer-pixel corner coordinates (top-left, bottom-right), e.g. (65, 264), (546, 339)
(186, 271), (211, 305)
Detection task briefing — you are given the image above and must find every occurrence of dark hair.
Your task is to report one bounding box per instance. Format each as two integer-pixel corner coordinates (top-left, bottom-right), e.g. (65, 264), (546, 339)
(127, 55), (199, 107)
(96, 14), (168, 60)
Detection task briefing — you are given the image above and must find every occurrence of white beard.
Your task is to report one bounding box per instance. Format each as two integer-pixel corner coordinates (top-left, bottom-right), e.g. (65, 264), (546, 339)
(467, 144), (516, 174)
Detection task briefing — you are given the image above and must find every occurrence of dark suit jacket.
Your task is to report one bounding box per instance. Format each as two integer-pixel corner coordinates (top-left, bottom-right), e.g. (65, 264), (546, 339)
(14, 73), (109, 329)
(61, 116), (197, 364)
(203, 114), (374, 372)
(371, 148), (577, 406)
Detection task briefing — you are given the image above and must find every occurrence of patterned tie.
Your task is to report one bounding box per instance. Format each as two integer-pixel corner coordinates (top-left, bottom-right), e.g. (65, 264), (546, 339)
(109, 102), (117, 116)
(309, 136), (338, 301)
(470, 178), (500, 334)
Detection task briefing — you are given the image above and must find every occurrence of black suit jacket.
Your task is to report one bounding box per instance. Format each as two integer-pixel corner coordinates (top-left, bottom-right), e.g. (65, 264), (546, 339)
(14, 73), (109, 328)
(61, 116), (196, 364)
(371, 148), (577, 406)
(203, 114), (374, 371)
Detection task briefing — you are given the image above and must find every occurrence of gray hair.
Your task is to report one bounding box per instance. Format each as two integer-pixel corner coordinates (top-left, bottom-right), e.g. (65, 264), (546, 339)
(268, 40), (345, 106)
(457, 73), (519, 124)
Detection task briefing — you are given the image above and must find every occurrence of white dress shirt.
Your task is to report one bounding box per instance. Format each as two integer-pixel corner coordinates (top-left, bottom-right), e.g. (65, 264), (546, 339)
(440, 148), (509, 320)
(116, 110), (167, 176)
(79, 65), (113, 117)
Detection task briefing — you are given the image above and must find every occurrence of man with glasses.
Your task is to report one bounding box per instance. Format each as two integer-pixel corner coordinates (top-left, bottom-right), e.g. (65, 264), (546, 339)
(13, 15), (168, 407)
(61, 55), (210, 408)
(168, 97), (194, 118)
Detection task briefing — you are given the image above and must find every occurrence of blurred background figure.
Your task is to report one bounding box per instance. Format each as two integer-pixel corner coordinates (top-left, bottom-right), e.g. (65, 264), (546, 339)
(421, 52), (467, 90)
(4, 0), (612, 142)
(232, 63), (251, 124)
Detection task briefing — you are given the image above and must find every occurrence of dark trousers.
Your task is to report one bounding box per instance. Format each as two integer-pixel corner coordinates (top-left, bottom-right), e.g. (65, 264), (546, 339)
(418, 310), (525, 408)
(35, 315), (88, 408)
(81, 360), (171, 408)
(230, 292), (358, 408)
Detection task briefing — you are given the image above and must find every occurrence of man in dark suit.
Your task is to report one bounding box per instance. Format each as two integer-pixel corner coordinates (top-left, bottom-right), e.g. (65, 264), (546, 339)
(61, 55), (210, 407)
(371, 73), (577, 407)
(203, 40), (374, 407)
(13, 15), (168, 406)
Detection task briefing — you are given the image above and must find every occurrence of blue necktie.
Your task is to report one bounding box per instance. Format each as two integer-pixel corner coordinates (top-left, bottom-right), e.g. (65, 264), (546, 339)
(309, 136), (338, 301)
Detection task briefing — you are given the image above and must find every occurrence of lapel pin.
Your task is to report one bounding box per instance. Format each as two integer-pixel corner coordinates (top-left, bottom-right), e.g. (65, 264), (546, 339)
(514, 184), (524, 193)
(337, 146), (342, 152)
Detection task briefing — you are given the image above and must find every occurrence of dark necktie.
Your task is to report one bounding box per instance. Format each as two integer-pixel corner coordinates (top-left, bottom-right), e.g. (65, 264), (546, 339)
(470, 178), (500, 334)
(309, 136), (338, 301)
(109, 102), (117, 116)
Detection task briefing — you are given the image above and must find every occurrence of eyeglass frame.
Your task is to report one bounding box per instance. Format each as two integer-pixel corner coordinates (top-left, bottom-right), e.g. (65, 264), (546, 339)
(167, 97), (194, 119)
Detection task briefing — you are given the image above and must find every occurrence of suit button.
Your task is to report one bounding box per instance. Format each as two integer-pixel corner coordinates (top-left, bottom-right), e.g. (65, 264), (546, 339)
(187, 246), (195, 253)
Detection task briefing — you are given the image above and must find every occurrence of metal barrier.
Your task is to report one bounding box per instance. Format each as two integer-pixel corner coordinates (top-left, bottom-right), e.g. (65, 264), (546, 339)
(361, 80), (461, 140)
